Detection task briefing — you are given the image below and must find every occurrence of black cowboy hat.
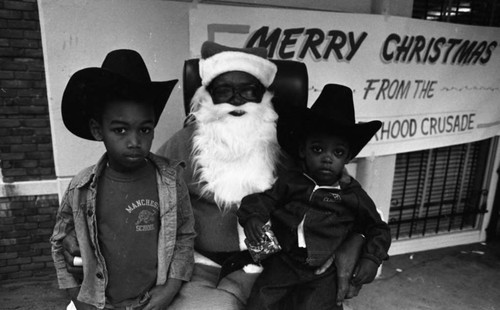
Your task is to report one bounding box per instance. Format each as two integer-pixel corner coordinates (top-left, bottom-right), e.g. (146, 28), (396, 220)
(277, 84), (381, 160)
(61, 49), (178, 140)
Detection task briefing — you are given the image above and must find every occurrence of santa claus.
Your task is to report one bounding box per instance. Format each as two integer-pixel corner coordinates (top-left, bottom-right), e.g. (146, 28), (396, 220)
(156, 41), (368, 310)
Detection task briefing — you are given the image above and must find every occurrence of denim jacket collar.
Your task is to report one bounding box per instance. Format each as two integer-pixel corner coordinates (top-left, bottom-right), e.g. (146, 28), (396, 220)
(75, 152), (185, 190)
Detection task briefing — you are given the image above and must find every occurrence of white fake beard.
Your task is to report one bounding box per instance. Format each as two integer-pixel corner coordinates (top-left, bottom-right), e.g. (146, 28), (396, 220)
(191, 87), (280, 212)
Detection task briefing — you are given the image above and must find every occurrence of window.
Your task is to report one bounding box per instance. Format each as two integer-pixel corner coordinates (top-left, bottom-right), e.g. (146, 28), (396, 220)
(389, 139), (492, 240)
(413, 0), (500, 27)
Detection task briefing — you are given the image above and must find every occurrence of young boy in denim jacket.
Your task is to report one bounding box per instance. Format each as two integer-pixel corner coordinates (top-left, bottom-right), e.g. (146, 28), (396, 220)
(238, 84), (391, 310)
(50, 50), (195, 310)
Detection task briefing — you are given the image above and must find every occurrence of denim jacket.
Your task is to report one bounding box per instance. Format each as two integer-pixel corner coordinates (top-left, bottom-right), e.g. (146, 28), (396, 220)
(50, 153), (196, 309)
(238, 166), (391, 267)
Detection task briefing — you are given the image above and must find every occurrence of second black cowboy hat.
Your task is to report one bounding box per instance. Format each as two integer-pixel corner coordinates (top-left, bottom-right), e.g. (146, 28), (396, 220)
(278, 84), (382, 159)
(61, 49), (178, 140)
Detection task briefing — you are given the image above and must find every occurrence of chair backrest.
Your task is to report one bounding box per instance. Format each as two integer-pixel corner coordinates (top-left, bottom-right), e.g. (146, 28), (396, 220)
(182, 58), (309, 115)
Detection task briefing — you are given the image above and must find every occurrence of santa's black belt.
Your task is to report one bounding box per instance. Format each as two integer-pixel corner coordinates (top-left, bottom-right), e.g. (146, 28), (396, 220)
(197, 249), (255, 284)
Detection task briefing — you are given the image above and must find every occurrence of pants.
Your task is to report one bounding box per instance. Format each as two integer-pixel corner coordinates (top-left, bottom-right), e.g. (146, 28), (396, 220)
(70, 291), (150, 310)
(168, 263), (261, 310)
(246, 253), (342, 310)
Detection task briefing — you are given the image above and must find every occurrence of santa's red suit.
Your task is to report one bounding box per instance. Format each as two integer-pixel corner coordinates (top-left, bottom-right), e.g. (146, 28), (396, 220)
(156, 41), (368, 310)
(156, 85), (282, 309)
(156, 41), (284, 309)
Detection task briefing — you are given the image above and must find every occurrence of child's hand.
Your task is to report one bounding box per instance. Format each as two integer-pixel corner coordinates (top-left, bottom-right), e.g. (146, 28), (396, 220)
(351, 258), (379, 286)
(243, 217), (266, 244)
(62, 230), (83, 282)
(143, 279), (182, 310)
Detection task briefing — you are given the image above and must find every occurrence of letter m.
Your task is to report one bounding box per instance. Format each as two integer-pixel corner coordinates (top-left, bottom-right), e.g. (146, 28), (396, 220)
(245, 27), (282, 58)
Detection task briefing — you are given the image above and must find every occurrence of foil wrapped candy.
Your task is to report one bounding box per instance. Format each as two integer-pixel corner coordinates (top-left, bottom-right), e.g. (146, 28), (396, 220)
(245, 223), (282, 263)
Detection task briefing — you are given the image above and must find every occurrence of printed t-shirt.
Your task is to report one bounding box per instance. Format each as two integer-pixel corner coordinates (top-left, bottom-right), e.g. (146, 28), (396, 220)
(96, 161), (159, 305)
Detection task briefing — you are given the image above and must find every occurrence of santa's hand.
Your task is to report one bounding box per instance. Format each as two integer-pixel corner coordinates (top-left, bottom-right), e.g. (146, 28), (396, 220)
(62, 231), (83, 281)
(333, 233), (365, 305)
(244, 217), (266, 244)
(313, 251), (353, 305)
(346, 283), (362, 299)
(351, 258), (379, 286)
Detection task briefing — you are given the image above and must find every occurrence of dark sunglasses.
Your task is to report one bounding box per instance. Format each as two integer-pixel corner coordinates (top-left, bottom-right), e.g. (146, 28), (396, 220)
(209, 84), (265, 103)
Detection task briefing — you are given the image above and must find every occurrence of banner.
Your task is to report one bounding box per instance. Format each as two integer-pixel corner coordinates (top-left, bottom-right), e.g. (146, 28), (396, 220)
(189, 4), (500, 157)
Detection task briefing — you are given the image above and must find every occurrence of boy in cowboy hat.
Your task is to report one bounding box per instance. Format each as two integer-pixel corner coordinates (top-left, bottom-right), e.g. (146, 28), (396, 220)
(238, 84), (391, 310)
(50, 49), (195, 310)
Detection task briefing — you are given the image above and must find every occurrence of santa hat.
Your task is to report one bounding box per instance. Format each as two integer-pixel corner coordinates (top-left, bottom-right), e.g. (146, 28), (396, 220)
(199, 41), (277, 87)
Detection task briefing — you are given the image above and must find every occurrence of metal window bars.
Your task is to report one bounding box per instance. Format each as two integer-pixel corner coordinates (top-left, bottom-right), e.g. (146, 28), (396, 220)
(389, 139), (491, 240)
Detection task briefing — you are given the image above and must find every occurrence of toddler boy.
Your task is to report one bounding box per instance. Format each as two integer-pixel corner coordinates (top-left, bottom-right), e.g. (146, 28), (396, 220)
(238, 84), (391, 310)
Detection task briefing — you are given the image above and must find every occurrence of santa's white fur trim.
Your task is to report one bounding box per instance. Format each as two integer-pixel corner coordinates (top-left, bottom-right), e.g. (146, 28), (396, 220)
(194, 251), (221, 267)
(190, 87), (280, 211)
(238, 223), (247, 251)
(243, 264), (263, 273)
(199, 51), (277, 87)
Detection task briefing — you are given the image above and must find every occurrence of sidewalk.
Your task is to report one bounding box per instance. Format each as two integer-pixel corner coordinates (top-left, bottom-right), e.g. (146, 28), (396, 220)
(1, 240), (499, 310)
(348, 239), (500, 310)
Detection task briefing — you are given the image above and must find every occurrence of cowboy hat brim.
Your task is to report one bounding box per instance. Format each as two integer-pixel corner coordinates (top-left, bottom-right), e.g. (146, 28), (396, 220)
(277, 106), (381, 160)
(61, 67), (178, 140)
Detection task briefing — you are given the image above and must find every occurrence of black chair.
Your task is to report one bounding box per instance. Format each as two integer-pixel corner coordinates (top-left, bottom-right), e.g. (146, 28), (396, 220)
(182, 58), (309, 116)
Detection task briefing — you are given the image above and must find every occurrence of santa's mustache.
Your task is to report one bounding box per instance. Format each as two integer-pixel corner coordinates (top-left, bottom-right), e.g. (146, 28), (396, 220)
(190, 88), (274, 123)
(202, 101), (262, 120)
